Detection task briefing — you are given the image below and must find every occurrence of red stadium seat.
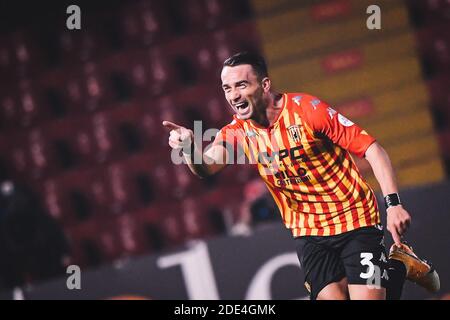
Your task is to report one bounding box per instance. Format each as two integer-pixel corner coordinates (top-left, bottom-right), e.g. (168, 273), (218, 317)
(211, 21), (261, 65)
(101, 214), (149, 258)
(51, 62), (112, 115)
(137, 109), (166, 150)
(65, 217), (109, 267)
(56, 29), (106, 68)
(9, 30), (45, 75)
(0, 79), (52, 129)
(171, 85), (232, 129)
(164, 0), (250, 34)
(166, 35), (217, 86)
(25, 128), (54, 179)
(119, 0), (171, 49)
(0, 92), (21, 131)
(89, 111), (123, 163)
(157, 203), (187, 248)
(144, 47), (178, 96)
(68, 214), (147, 265)
(51, 168), (108, 223)
(2, 134), (31, 179)
(133, 206), (165, 251)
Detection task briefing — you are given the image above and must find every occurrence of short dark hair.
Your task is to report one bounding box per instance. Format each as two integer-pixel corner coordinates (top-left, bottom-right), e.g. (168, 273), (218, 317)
(223, 52), (268, 79)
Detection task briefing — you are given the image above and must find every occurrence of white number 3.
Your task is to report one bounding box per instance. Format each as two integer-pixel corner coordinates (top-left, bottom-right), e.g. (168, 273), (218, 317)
(360, 252), (375, 279)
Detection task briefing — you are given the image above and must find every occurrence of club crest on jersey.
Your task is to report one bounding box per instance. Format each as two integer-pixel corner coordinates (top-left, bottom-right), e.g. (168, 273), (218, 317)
(288, 125), (301, 143)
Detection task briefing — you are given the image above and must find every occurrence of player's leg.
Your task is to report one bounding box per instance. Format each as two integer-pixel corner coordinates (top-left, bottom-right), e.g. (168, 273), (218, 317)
(296, 237), (348, 300)
(317, 277), (348, 300)
(385, 257), (406, 300)
(387, 242), (440, 299)
(340, 226), (389, 300)
(348, 284), (386, 300)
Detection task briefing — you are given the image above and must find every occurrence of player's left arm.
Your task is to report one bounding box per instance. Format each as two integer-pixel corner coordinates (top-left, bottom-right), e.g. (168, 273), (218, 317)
(364, 142), (411, 245)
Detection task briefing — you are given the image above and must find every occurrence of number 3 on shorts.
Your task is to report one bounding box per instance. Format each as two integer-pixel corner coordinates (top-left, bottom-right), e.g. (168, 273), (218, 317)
(360, 252), (375, 279)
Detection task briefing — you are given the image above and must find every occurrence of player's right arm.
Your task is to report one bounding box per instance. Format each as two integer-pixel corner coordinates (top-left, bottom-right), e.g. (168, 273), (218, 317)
(163, 121), (229, 178)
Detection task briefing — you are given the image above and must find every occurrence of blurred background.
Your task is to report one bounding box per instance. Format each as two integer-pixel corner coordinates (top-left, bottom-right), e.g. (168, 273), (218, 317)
(0, 0), (449, 299)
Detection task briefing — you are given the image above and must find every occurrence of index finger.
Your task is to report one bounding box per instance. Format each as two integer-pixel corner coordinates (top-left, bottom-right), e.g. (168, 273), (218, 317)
(391, 228), (402, 246)
(162, 121), (182, 131)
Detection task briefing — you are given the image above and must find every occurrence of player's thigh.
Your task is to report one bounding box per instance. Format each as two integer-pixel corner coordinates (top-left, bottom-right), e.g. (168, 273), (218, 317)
(317, 277), (349, 300)
(348, 284), (386, 300)
(296, 237), (347, 300)
(341, 226), (389, 298)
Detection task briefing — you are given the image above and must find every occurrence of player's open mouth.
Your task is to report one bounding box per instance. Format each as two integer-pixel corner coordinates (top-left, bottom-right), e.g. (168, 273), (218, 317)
(235, 101), (250, 113)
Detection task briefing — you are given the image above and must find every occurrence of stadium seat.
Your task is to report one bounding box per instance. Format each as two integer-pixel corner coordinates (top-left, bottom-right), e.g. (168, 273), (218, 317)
(211, 21), (261, 63)
(9, 30), (44, 75)
(56, 168), (106, 222)
(144, 47), (177, 96)
(106, 214), (150, 257)
(120, 0), (171, 49)
(15, 81), (48, 128)
(157, 203), (188, 248)
(132, 205), (165, 252)
(57, 62), (112, 114)
(137, 109), (166, 150)
(26, 128), (55, 179)
(0, 92), (21, 131)
(171, 85), (227, 129)
(65, 217), (110, 267)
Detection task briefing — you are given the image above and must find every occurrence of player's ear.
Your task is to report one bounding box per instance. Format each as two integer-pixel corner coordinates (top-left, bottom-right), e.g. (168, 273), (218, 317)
(261, 77), (271, 93)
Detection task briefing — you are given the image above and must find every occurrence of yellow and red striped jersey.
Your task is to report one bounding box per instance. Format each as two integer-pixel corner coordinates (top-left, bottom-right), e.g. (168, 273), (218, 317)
(215, 93), (380, 237)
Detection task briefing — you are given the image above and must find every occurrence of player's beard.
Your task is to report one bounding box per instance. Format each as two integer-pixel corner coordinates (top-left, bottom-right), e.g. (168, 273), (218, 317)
(250, 91), (270, 123)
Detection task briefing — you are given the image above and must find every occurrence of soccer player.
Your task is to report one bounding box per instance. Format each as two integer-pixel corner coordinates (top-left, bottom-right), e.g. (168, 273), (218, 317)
(163, 52), (439, 300)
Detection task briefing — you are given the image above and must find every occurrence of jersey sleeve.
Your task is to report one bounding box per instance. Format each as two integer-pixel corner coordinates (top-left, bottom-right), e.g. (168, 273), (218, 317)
(212, 120), (245, 163)
(299, 94), (376, 158)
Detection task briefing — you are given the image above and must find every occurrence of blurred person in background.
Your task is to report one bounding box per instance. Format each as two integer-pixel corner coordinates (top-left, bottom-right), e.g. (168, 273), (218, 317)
(0, 178), (70, 290)
(162, 52), (440, 300)
(230, 178), (277, 236)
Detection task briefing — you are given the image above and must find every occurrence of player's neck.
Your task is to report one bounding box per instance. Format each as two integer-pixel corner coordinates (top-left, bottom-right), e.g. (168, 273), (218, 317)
(251, 92), (283, 128)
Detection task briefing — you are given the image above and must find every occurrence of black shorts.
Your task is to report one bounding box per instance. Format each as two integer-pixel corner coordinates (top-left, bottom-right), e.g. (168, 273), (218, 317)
(295, 226), (389, 300)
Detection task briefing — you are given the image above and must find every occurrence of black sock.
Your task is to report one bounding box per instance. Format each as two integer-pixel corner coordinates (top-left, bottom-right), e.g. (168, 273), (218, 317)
(386, 259), (407, 300)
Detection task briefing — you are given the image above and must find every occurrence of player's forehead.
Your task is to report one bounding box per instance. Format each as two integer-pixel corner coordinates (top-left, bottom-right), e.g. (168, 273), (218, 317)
(221, 64), (258, 86)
